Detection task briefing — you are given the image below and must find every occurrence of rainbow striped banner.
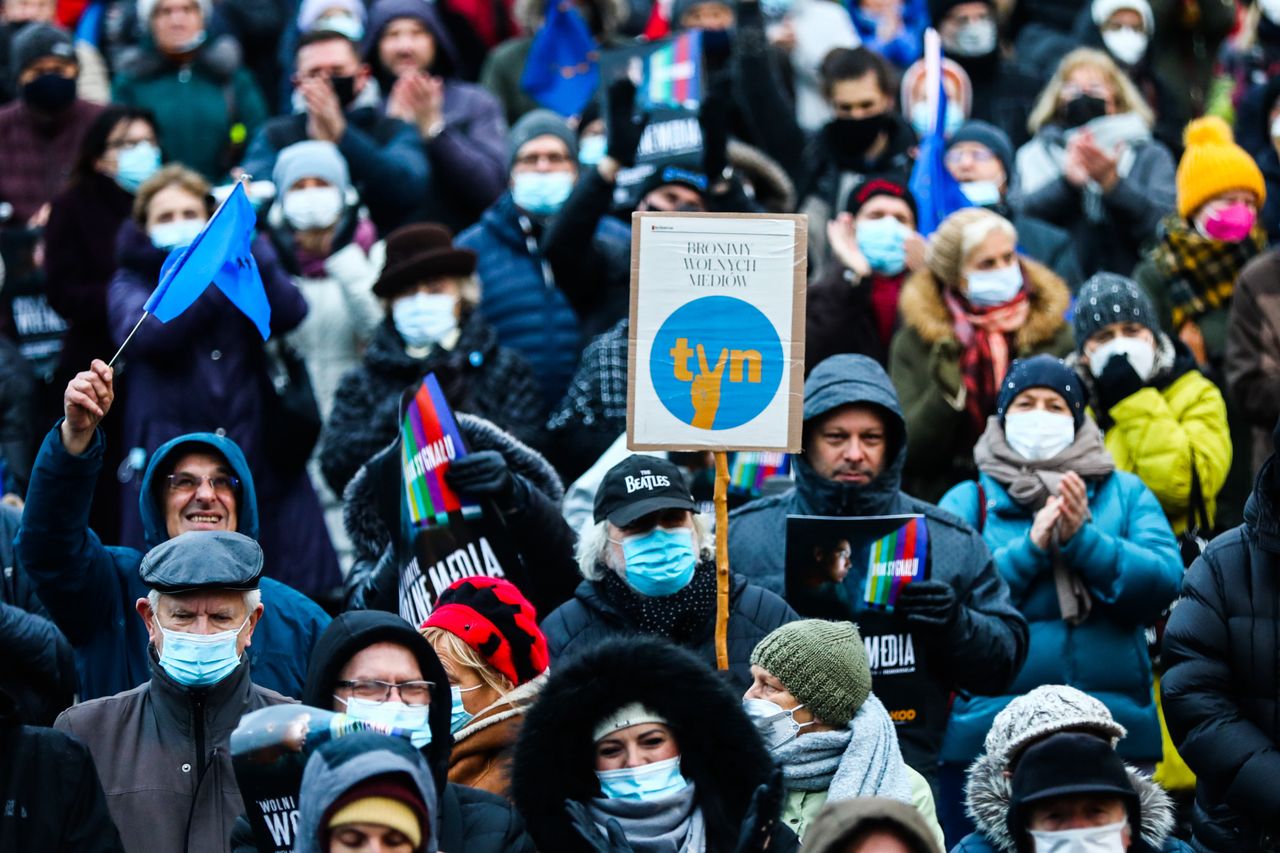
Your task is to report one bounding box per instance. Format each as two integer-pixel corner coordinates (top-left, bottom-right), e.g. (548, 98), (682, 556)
(729, 451), (790, 497)
(400, 374), (478, 528)
(641, 31), (702, 111)
(863, 516), (928, 611)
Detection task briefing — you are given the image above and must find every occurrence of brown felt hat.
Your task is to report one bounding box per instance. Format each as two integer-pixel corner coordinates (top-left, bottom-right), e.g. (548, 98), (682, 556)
(373, 223), (477, 299)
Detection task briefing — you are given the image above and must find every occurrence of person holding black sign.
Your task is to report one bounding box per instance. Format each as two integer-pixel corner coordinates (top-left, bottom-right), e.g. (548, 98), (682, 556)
(727, 353), (1027, 778)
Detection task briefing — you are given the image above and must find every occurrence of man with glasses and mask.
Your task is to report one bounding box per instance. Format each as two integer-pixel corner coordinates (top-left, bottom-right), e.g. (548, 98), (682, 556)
(17, 360), (331, 702)
(242, 29), (429, 235)
(302, 609), (536, 851)
(541, 455), (798, 690)
(54, 530), (292, 852)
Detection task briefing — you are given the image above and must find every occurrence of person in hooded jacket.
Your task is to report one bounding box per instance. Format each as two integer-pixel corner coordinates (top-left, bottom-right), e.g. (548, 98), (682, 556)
(937, 356), (1182, 801)
(420, 576), (548, 799)
(541, 454), (798, 692)
(890, 208), (1073, 503)
(512, 634), (800, 853)
(295, 732), (439, 853)
(805, 797), (942, 853)
(16, 359), (331, 702)
(727, 354), (1029, 777)
(319, 222), (544, 498)
(108, 164), (341, 598)
(1227, 238), (1280, 477)
(952, 685), (1189, 853)
(300, 609), (538, 852)
(1160, 421), (1280, 853)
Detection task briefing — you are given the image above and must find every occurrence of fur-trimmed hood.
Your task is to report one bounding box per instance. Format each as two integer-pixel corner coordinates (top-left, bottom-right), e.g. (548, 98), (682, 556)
(964, 749), (1177, 853)
(455, 672), (545, 741)
(512, 636), (785, 853)
(728, 140), (796, 214)
(512, 0), (628, 35)
(898, 258), (1071, 351)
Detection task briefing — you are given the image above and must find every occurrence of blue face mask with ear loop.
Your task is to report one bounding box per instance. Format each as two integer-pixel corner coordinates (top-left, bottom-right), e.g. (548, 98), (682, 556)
(595, 756), (689, 802)
(157, 618), (248, 687)
(618, 527), (698, 597)
(450, 684), (481, 733)
(338, 695), (434, 748)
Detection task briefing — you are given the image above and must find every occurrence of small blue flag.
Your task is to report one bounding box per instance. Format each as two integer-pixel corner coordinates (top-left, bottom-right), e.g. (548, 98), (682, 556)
(145, 182), (271, 340)
(909, 30), (970, 236)
(520, 0), (599, 117)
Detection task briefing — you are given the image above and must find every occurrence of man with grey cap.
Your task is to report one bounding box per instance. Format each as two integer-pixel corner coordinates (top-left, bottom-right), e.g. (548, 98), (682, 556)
(54, 530), (293, 853)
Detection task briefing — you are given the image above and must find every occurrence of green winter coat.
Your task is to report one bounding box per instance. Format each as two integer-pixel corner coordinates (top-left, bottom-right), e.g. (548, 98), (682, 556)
(889, 258), (1074, 503)
(112, 36), (268, 181)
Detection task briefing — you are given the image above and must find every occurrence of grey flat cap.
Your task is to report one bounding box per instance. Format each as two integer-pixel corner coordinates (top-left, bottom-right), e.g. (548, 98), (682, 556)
(140, 530), (263, 593)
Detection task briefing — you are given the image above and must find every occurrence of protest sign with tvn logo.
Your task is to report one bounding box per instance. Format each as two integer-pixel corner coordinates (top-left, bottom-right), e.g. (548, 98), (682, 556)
(627, 212), (806, 451)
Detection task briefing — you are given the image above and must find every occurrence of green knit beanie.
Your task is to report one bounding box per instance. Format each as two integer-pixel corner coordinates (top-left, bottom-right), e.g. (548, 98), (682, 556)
(750, 620), (871, 728)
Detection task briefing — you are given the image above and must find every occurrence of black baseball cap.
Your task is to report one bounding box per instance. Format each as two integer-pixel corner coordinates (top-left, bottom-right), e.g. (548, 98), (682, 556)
(593, 455), (698, 527)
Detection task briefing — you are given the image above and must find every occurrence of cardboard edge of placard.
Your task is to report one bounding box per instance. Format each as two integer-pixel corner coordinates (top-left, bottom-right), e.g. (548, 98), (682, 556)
(626, 210), (808, 453)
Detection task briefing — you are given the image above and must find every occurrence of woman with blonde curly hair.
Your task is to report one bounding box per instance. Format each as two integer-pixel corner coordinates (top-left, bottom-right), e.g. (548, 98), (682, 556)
(1013, 47), (1176, 278)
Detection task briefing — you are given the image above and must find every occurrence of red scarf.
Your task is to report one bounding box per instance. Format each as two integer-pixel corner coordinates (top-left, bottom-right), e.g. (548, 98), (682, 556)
(944, 289), (1030, 437)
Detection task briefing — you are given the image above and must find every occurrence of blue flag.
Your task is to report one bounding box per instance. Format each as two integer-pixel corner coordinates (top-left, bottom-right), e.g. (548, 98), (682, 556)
(145, 182), (271, 340)
(520, 0), (599, 117)
(908, 30), (970, 235)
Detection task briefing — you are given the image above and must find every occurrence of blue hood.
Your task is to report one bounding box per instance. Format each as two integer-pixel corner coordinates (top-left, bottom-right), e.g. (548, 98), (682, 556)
(139, 432), (260, 549)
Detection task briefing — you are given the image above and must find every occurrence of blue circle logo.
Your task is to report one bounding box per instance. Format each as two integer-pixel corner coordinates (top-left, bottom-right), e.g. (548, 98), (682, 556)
(650, 295), (783, 430)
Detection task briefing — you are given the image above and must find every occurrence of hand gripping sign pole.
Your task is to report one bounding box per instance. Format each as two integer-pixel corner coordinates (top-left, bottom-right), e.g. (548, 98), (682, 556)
(627, 211), (806, 670)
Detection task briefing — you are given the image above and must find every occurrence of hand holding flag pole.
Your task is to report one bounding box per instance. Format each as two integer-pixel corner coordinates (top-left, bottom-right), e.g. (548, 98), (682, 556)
(109, 175), (272, 366)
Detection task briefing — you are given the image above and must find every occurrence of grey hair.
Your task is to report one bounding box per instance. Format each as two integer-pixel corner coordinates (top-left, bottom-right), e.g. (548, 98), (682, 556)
(147, 588), (262, 617)
(575, 514), (714, 581)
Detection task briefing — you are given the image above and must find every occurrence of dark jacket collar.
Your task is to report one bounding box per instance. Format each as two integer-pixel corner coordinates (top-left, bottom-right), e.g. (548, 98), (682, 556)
(363, 313), (499, 376)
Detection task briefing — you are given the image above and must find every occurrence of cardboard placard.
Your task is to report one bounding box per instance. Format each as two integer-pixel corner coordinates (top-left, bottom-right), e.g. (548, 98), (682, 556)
(627, 212), (806, 451)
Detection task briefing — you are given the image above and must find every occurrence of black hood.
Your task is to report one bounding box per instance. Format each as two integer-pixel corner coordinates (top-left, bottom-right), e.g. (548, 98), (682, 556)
(301, 610), (454, 795)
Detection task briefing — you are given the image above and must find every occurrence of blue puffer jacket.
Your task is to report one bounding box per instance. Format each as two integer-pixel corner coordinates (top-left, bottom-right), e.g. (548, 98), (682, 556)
(939, 471), (1182, 765)
(16, 426), (331, 701)
(458, 192), (630, 409)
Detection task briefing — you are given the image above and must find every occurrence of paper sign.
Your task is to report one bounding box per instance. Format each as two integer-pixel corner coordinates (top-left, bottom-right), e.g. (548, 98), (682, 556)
(627, 212), (806, 451)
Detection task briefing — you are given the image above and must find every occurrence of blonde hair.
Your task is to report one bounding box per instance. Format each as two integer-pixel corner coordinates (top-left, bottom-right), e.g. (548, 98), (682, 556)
(1026, 47), (1154, 135)
(133, 164), (211, 225)
(926, 207), (1017, 287)
(420, 626), (514, 695)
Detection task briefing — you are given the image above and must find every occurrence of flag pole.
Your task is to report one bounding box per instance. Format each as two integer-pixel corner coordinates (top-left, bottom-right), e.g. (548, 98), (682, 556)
(106, 174), (254, 367)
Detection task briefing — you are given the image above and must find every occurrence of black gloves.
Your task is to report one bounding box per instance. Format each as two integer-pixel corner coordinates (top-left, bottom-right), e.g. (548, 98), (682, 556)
(895, 580), (958, 632)
(699, 73), (733, 182)
(566, 799), (636, 853)
(605, 79), (647, 168)
(1094, 354), (1144, 411)
(734, 767), (784, 853)
(445, 450), (515, 505)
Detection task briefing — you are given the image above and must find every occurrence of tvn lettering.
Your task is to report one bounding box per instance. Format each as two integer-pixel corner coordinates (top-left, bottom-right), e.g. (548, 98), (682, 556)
(625, 472), (672, 494)
(669, 339), (762, 384)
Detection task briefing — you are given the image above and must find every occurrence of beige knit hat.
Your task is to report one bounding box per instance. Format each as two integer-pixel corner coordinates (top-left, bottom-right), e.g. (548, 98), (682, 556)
(925, 207), (1017, 291)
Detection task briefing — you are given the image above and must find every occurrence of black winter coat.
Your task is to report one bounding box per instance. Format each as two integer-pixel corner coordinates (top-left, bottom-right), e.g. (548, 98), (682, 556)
(513, 635), (799, 853)
(541, 570), (799, 692)
(1162, 457), (1280, 852)
(319, 314), (545, 497)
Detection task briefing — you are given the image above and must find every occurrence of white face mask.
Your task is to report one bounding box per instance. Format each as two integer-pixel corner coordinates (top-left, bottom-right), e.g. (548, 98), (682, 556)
(1101, 28), (1147, 66)
(1087, 335), (1155, 382)
(338, 696), (433, 748)
(1262, 0), (1280, 25)
(1030, 818), (1128, 853)
(392, 292), (457, 349)
(960, 180), (1003, 207)
(965, 262), (1023, 307)
(282, 185), (344, 231)
(946, 17), (997, 57)
(1004, 410), (1076, 461)
(742, 697), (812, 750)
(149, 218), (205, 251)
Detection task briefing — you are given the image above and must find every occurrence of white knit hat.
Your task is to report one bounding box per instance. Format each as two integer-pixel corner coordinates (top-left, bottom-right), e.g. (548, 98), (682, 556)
(1091, 0), (1153, 33)
(983, 685), (1128, 765)
(137, 0), (213, 24)
(592, 702), (668, 743)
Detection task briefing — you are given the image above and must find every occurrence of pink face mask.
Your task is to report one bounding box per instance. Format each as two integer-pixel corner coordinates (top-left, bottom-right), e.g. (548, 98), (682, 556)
(1201, 202), (1257, 242)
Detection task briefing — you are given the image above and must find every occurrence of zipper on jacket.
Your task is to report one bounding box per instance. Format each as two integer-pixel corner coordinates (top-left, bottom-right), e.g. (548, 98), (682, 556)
(192, 693), (207, 778)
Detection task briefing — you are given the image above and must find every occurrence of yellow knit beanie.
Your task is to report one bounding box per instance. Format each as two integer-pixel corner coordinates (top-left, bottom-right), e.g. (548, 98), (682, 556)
(1176, 116), (1266, 219)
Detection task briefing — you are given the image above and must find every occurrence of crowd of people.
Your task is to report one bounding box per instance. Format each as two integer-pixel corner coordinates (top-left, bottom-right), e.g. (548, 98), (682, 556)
(2, 0), (1280, 850)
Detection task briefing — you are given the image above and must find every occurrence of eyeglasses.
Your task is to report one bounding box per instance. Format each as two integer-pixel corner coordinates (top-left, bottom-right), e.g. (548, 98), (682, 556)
(513, 151), (572, 168)
(944, 148), (997, 168)
(1060, 83), (1111, 101)
(335, 679), (435, 706)
(166, 474), (241, 495)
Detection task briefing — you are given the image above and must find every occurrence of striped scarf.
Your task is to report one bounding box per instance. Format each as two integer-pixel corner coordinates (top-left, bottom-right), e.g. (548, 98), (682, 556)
(944, 289), (1031, 438)
(1153, 214), (1267, 329)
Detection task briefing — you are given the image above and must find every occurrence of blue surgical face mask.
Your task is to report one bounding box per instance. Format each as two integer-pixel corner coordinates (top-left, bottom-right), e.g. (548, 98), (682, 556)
(760, 0), (792, 18)
(620, 527), (698, 597)
(910, 101), (965, 138)
(149, 218), (205, 251)
(340, 696), (433, 748)
(511, 171), (575, 216)
(964, 262), (1023, 307)
(595, 756), (689, 802)
(115, 141), (161, 193)
(959, 180), (1003, 207)
(392, 292), (457, 349)
(856, 215), (907, 276)
(450, 684), (480, 734)
(315, 13), (364, 41)
(157, 618), (247, 687)
(578, 134), (606, 167)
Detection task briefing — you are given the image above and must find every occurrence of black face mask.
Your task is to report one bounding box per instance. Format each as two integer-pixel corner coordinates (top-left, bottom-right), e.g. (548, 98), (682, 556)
(824, 113), (887, 163)
(22, 73), (76, 114)
(329, 75), (358, 108)
(1061, 94), (1108, 129)
(701, 28), (733, 61)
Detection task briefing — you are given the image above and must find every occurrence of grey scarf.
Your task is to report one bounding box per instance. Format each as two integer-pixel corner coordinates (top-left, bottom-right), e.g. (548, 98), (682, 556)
(973, 416), (1116, 624)
(587, 783), (706, 853)
(770, 695), (914, 803)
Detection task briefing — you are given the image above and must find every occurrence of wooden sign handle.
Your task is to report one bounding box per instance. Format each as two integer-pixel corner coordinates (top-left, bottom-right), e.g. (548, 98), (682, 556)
(714, 450), (730, 671)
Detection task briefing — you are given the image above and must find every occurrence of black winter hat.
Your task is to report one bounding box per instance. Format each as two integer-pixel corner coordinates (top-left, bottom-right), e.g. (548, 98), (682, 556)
(1072, 272), (1159, 348)
(928, 0), (993, 25)
(947, 120), (1014, 179)
(995, 355), (1086, 429)
(12, 23), (75, 78)
(373, 223), (476, 299)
